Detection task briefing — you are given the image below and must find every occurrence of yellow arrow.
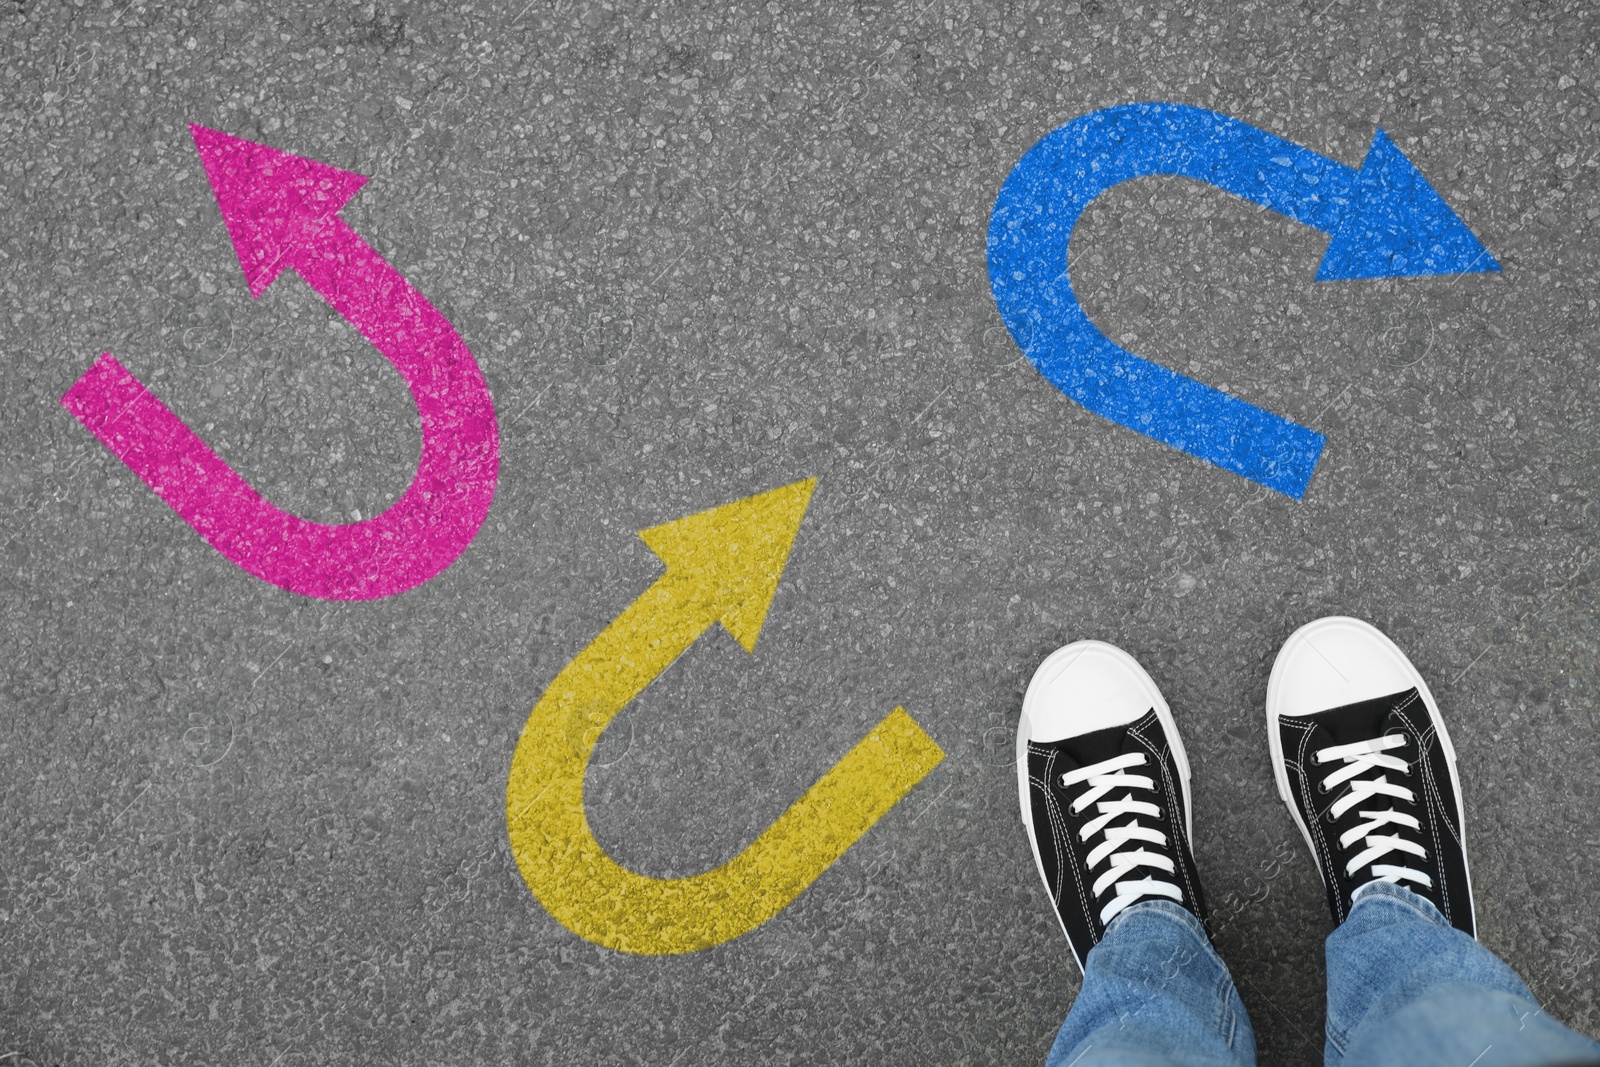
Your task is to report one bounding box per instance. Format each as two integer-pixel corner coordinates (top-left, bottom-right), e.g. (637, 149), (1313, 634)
(505, 478), (945, 954)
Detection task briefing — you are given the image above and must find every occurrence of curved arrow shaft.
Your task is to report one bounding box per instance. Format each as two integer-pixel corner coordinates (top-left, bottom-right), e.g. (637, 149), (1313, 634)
(61, 214), (499, 600)
(1030, 104), (1355, 231)
(505, 571), (944, 955)
(988, 103), (1344, 498)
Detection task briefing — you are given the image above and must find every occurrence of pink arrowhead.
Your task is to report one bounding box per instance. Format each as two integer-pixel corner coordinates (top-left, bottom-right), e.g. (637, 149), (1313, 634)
(189, 123), (368, 298)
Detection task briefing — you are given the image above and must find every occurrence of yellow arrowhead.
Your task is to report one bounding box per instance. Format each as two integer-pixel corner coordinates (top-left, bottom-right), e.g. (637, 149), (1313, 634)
(637, 477), (816, 652)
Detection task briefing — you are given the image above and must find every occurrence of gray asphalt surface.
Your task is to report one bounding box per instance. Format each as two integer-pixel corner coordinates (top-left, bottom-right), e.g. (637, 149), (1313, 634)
(3, 1), (1597, 1064)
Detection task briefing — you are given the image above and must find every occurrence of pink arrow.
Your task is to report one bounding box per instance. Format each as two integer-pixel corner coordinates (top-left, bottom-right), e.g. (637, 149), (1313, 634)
(61, 125), (500, 600)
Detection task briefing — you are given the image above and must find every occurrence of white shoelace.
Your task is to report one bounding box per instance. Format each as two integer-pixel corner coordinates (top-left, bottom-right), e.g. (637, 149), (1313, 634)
(1060, 752), (1183, 925)
(1314, 733), (1431, 890)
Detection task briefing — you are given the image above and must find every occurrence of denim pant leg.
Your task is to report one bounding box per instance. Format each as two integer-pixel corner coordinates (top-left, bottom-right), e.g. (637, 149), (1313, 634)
(1325, 881), (1600, 1067)
(1045, 901), (1256, 1067)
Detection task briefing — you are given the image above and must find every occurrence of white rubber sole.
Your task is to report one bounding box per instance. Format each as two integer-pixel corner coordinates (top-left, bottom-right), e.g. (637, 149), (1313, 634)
(1265, 616), (1473, 916)
(1016, 640), (1192, 968)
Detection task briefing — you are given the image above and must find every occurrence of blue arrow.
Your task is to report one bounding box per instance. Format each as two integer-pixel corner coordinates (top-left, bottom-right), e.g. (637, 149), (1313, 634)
(987, 103), (1499, 499)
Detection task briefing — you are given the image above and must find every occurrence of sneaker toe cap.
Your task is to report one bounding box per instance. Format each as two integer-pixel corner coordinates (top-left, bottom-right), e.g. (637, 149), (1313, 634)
(1269, 616), (1425, 719)
(1020, 640), (1166, 744)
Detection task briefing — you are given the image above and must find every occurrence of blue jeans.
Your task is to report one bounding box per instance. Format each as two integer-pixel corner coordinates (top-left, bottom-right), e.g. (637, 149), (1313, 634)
(1044, 882), (1600, 1067)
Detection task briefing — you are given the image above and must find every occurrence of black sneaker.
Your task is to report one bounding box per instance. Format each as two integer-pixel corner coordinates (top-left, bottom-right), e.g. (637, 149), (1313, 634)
(1017, 640), (1209, 970)
(1267, 616), (1476, 936)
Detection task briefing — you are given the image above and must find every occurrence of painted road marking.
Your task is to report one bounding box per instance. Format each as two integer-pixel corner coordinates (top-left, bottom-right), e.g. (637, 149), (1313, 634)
(60, 125), (499, 600)
(505, 478), (945, 955)
(987, 102), (1500, 499)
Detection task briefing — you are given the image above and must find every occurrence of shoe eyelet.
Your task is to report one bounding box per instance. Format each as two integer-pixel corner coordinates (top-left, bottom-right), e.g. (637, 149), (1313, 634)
(1317, 780), (1331, 794)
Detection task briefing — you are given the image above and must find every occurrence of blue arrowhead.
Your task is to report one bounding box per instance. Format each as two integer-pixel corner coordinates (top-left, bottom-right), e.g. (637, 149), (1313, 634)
(1315, 129), (1500, 281)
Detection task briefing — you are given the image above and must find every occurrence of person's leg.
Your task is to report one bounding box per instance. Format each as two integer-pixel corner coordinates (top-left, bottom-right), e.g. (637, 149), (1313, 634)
(1019, 641), (1255, 1067)
(1324, 881), (1600, 1067)
(1266, 617), (1600, 1067)
(1045, 900), (1254, 1067)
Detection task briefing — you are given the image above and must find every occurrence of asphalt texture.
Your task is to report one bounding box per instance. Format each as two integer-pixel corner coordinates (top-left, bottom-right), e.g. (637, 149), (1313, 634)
(4, 1), (1598, 1064)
